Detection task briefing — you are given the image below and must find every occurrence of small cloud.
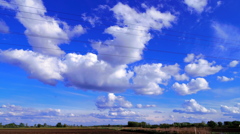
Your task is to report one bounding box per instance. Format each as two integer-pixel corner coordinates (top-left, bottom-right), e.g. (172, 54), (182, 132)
(184, 0), (208, 13)
(217, 76), (234, 82)
(229, 60), (239, 67)
(173, 99), (217, 114)
(0, 20), (9, 33)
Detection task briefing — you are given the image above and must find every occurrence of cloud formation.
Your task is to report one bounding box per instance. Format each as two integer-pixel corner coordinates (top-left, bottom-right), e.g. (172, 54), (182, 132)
(95, 93), (133, 109)
(173, 78), (210, 95)
(229, 60), (239, 67)
(221, 103), (240, 118)
(217, 76), (234, 82)
(92, 2), (175, 66)
(0, 0), (84, 57)
(184, 0), (208, 13)
(173, 99), (217, 114)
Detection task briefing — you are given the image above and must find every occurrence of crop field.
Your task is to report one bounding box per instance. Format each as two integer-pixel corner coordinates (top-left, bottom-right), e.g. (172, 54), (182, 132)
(0, 128), (148, 134)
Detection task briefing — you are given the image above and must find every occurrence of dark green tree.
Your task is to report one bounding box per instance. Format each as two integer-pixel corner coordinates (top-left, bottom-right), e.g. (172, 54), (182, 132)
(56, 122), (62, 127)
(207, 121), (217, 128)
(218, 122), (223, 127)
(19, 123), (25, 127)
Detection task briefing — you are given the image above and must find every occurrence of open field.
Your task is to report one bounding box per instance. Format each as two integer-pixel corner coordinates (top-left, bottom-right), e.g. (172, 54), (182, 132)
(0, 128), (148, 134)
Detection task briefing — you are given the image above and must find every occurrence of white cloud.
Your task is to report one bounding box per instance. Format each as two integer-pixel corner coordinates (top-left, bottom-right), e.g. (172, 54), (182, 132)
(91, 107), (141, 119)
(185, 58), (222, 77)
(217, 76), (234, 82)
(132, 63), (180, 95)
(136, 104), (156, 108)
(0, 49), (65, 85)
(184, 0), (208, 13)
(173, 78), (210, 95)
(95, 93), (132, 109)
(184, 54), (195, 62)
(92, 2), (175, 66)
(0, 0), (84, 57)
(0, 20), (9, 33)
(62, 53), (133, 92)
(174, 73), (189, 81)
(173, 99), (217, 114)
(82, 14), (100, 27)
(0, 104), (61, 118)
(229, 60), (239, 67)
(221, 103), (240, 118)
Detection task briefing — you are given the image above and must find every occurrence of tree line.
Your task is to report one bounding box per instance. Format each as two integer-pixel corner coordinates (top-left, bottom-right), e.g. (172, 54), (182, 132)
(0, 122), (83, 128)
(127, 120), (240, 128)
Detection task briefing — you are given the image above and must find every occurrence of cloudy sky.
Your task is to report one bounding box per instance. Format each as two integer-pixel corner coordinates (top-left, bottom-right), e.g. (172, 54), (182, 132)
(0, 0), (240, 125)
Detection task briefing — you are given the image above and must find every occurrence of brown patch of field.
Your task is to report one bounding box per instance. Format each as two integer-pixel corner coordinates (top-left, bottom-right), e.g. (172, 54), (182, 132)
(0, 129), (148, 134)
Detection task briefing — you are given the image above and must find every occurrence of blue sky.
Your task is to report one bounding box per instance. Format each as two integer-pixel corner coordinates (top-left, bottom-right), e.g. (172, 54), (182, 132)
(0, 0), (240, 125)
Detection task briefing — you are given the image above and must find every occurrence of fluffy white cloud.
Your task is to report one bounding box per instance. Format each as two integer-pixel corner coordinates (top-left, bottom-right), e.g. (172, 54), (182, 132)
(0, 20), (9, 33)
(185, 58), (222, 77)
(173, 78), (210, 95)
(0, 50), (133, 92)
(174, 74), (189, 81)
(184, 54), (195, 62)
(217, 76), (234, 82)
(229, 60), (239, 67)
(184, 0), (208, 13)
(132, 63), (180, 95)
(62, 53), (133, 92)
(0, 0), (84, 57)
(136, 104), (156, 108)
(96, 93), (132, 109)
(0, 49), (65, 85)
(221, 103), (240, 118)
(92, 2), (175, 66)
(173, 99), (217, 114)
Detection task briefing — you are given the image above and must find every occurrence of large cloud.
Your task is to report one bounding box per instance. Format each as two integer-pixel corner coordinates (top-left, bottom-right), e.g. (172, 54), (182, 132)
(184, 0), (208, 13)
(0, 49), (133, 92)
(173, 99), (217, 114)
(0, 49), (65, 85)
(132, 63), (180, 95)
(92, 2), (176, 66)
(95, 93), (132, 109)
(172, 78), (210, 95)
(0, 0), (84, 57)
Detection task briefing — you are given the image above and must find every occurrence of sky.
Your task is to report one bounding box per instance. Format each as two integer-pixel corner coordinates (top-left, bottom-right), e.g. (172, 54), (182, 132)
(0, 0), (240, 126)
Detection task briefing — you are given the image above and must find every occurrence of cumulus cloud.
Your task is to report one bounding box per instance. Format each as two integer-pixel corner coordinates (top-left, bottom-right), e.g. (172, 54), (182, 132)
(96, 93), (132, 110)
(174, 74), (189, 81)
(92, 2), (175, 66)
(184, 54), (195, 63)
(185, 58), (222, 77)
(173, 99), (217, 114)
(0, 104), (61, 118)
(132, 63), (180, 95)
(221, 103), (240, 118)
(172, 78), (210, 95)
(136, 104), (156, 108)
(229, 60), (239, 67)
(184, 0), (208, 13)
(217, 76), (234, 82)
(0, 0), (84, 57)
(0, 20), (9, 33)
(0, 50), (133, 92)
(0, 49), (65, 85)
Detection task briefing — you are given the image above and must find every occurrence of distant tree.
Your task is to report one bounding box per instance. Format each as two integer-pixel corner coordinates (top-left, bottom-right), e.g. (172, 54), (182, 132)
(37, 124), (41, 128)
(128, 121), (139, 127)
(63, 124), (67, 127)
(80, 125), (83, 127)
(224, 121), (232, 127)
(108, 124), (110, 127)
(218, 122), (223, 127)
(207, 121), (217, 128)
(19, 123), (25, 127)
(141, 122), (147, 128)
(232, 121), (240, 128)
(56, 122), (62, 127)
(43, 123), (47, 127)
